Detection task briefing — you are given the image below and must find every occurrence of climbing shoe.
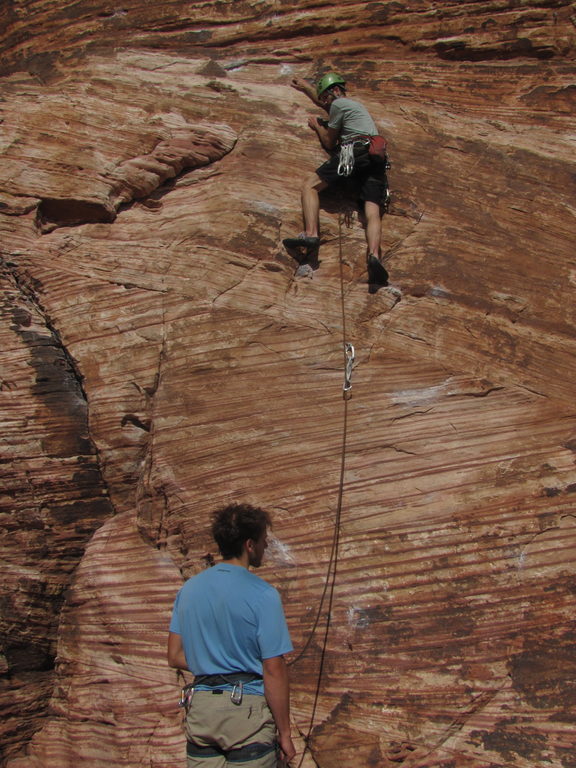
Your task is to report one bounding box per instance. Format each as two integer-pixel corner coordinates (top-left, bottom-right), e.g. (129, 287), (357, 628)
(367, 254), (389, 286)
(282, 233), (320, 263)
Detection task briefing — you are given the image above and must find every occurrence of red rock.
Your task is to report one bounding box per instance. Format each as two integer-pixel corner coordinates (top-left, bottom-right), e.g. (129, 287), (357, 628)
(1, 3), (575, 767)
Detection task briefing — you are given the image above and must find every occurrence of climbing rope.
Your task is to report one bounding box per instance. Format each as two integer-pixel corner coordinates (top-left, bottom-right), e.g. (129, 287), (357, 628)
(290, 214), (352, 767)
(16, 218), (354, 768)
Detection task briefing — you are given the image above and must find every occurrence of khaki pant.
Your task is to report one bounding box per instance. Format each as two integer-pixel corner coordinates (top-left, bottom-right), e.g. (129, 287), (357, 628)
(185, 690), (278, 768)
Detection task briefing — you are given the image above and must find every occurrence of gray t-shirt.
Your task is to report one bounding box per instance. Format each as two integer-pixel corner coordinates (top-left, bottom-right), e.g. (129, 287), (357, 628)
(328, 97), (378, 141)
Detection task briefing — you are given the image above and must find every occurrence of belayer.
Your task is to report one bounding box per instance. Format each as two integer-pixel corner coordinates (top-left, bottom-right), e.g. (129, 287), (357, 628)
(284, 72), (390, 286)
(167, 503), (296, 768)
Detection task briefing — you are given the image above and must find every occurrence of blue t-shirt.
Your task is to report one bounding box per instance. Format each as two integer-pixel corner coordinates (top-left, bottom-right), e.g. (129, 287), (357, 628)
(169, 563), (293, 696)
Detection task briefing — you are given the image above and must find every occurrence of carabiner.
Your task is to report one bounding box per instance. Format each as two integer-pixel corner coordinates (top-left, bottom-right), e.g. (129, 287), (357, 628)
(343, 343), (355, 395)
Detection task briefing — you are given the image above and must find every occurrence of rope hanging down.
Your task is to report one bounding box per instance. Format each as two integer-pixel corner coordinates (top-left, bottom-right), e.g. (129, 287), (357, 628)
(291, 214), (353, 768)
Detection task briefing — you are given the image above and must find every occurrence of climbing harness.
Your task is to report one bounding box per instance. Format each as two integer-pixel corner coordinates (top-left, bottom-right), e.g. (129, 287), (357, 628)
(193, 672), (262, 687)
(337, 134), (390, 178)
(183, 676), (276, 762)
(187, 740), (277, 761)
(337, 137), (370, 177)
(191, 672), (262, 707)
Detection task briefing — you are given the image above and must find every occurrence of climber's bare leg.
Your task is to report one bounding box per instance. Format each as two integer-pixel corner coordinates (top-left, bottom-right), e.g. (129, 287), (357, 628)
(301, 173), (328, 237)
(364, 200), (382, 257)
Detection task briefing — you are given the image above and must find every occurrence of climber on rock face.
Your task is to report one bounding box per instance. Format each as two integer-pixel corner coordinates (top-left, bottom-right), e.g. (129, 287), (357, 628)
(284, 72), (390, 286)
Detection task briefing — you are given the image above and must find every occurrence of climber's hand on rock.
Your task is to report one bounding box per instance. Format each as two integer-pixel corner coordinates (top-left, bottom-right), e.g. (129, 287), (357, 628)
(290, 77), (309, 92)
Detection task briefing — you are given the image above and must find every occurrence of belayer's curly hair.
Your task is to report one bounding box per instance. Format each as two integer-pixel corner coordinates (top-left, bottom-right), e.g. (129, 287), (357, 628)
(211, 503), (271, 559)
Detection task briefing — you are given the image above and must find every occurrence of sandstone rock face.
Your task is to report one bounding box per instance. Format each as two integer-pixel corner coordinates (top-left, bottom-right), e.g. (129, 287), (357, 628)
(1, 2), (575, 767)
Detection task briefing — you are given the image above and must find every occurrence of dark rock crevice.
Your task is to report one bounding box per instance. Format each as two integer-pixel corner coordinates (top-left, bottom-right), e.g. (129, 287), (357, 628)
(0, 260), (115, 765)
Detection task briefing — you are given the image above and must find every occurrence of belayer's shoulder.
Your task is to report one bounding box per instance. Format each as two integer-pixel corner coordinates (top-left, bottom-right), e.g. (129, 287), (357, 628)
(245, 570), (281, 596)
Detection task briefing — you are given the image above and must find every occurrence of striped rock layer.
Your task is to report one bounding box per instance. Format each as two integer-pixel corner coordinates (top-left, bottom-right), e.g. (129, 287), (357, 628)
(0, 2), (575, 767)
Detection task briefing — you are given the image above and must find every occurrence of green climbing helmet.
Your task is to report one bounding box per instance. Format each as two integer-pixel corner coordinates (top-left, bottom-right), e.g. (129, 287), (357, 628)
(316, 72), (346, 98)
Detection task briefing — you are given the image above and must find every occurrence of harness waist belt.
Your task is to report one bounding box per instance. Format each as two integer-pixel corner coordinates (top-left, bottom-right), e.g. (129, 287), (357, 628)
(193, 672), (263, 687)
(340, 134), (372, 146)
(187, 741), (276, 762)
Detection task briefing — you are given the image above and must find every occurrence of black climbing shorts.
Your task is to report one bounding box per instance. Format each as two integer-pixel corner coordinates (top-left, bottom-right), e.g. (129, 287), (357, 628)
(315, 144), (388, 207)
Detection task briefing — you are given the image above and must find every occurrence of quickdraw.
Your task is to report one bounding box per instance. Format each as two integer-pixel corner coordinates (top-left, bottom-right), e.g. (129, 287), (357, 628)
(179, 683), (195, 710)
(337, 137), (370, 176)
(337, 142), (356, 176)
(343, 343), (355, 395)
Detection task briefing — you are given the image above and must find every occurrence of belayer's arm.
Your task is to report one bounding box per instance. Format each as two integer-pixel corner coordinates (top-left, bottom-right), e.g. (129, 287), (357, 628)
(167, 631), (188, 670)
(263, 655), (296, 763)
